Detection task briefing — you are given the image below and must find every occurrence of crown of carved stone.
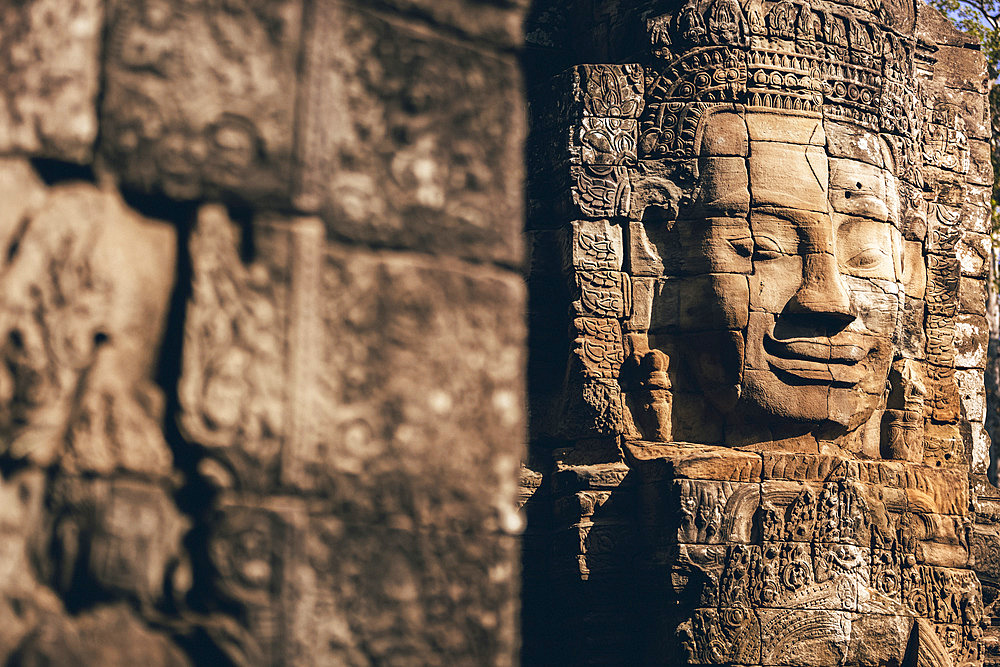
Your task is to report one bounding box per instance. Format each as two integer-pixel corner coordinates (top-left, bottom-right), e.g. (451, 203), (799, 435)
(641, 0), (919, 157)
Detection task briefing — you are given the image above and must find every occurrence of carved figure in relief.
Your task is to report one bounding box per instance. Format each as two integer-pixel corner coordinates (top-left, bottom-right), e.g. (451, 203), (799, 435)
(746, 0), (767, 44)
(679, 0), (709, 44)
(884, 358), (927, 461)
(541, 0), (990, 664)
(625, 0), (932, 453)
(563, 2), (987, 662)
(0, 160), (188, 662)
(707, 0), (748, 46)
(633, 108), (903, 450)
(0, 174), (176, 475)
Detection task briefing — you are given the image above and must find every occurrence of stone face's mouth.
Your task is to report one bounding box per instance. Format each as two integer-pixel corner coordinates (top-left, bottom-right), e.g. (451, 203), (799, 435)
(763, 332), (871, 385)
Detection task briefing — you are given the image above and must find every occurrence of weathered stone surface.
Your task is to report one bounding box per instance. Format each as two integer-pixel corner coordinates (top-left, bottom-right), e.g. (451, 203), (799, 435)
(365, 0), (528, 48)
(956, 313), (988, 369)
(0, 0), (532, 665)
(524, 0), (993, 663)
(312, 246), (526, 531)
(0, 0), (102, 162)
(40, 475), (190, 606)
(101, 0), (302, 202)
(198, 494), (519, 664)
(0, 162), (176, 475)
(956, 367), (987, 419)
(296, 2), (524, 264)
(969, 421), (991, 475)
(180, 205), (525, 533)
(7, 603), (190, 667)
(959, 231), (992, 278)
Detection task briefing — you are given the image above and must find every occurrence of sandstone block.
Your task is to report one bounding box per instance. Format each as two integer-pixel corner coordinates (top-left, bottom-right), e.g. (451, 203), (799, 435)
(180, 205), (526, 534)
(0, 0), (102, 162)
(101, 0), (303, 203)
(296, 2), (524, 264)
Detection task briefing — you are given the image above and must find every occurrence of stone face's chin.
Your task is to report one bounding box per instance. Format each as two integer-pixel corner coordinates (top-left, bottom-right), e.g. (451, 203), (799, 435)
(739, 370), (882, 429)
(740, 368), (836, 425)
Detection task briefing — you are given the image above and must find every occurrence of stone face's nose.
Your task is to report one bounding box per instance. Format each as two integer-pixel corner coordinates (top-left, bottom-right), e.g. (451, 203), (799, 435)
(786, 252), (854, 322)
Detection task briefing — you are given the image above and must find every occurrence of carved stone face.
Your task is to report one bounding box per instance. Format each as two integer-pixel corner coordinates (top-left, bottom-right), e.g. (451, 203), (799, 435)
(655, 110), (902, 434)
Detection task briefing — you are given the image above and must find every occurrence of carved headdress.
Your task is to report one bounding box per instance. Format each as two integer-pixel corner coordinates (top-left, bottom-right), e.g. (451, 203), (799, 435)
(641, 0), (919, 165)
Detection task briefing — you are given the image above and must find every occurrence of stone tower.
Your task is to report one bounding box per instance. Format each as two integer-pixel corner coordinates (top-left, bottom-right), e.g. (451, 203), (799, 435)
(523, 0), (996, 664)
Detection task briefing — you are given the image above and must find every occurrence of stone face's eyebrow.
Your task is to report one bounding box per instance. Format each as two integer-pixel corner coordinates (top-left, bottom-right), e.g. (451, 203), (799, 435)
(748, 208), (801, 254)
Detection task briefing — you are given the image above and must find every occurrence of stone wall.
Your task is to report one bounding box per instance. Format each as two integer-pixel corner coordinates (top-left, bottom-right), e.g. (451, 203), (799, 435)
(0, 0), (529, 664)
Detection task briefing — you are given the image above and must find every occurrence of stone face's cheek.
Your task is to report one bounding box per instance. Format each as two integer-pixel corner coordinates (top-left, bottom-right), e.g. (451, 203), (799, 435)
(657, 217), (753, 275)
(678, 273), (750, 331)
(843, 274), (902, 341)
(679, 330), (745, 412)
(741, 367), (832, 424)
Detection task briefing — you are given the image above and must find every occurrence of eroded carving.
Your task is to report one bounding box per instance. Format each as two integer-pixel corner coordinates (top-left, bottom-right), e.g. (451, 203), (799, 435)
(0, 158), (186, 664)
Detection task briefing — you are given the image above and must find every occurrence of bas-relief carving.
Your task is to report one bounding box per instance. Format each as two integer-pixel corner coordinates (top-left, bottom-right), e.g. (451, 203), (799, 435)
(179, 204), (323, 491)
(537, 0), (992, 664)
(178, 202), (526, 662)
(101, 0), (302, 202)
(0, 158), (189, 664)
(0, 0), (102, 163)
(0, 159), (176, 476)
(0, 0), (529, 662)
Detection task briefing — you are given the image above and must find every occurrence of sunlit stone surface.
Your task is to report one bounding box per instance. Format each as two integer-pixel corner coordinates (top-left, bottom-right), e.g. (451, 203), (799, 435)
(523, 1), (996, 665)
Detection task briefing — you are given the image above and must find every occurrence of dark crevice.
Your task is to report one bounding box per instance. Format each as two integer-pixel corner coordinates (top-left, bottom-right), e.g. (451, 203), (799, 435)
(147, 205), (227, 664)
(319, 221), (527, 275)
(227, 205), (255, 265)
(119, 187), (199, 227)
(90, 0), (112, 166)
(171, 627), (240, 667)
(5, 215), (31, 265)
(354, 0), (523, 57)
(0, 455), (32, 483)
(28, 158), (96, 186)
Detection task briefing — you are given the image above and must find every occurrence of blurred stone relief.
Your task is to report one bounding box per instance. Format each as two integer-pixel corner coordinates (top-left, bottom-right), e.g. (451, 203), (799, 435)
(0, 0), (528, 664)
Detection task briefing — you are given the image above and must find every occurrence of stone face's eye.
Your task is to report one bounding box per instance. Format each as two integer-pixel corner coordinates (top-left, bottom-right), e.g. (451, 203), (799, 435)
(728, 236), (753, 257)
(837, 218), (896, 279)
(847, 247), (888, 270)
(754, 235), (783, 259)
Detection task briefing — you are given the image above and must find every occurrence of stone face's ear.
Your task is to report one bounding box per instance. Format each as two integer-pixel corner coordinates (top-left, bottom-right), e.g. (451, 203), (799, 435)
(628, 159), (696, 223)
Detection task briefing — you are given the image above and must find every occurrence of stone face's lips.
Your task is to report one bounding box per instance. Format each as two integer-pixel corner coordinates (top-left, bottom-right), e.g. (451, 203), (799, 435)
(763, 332), (871, 385)
(829, 342), (868, 363)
